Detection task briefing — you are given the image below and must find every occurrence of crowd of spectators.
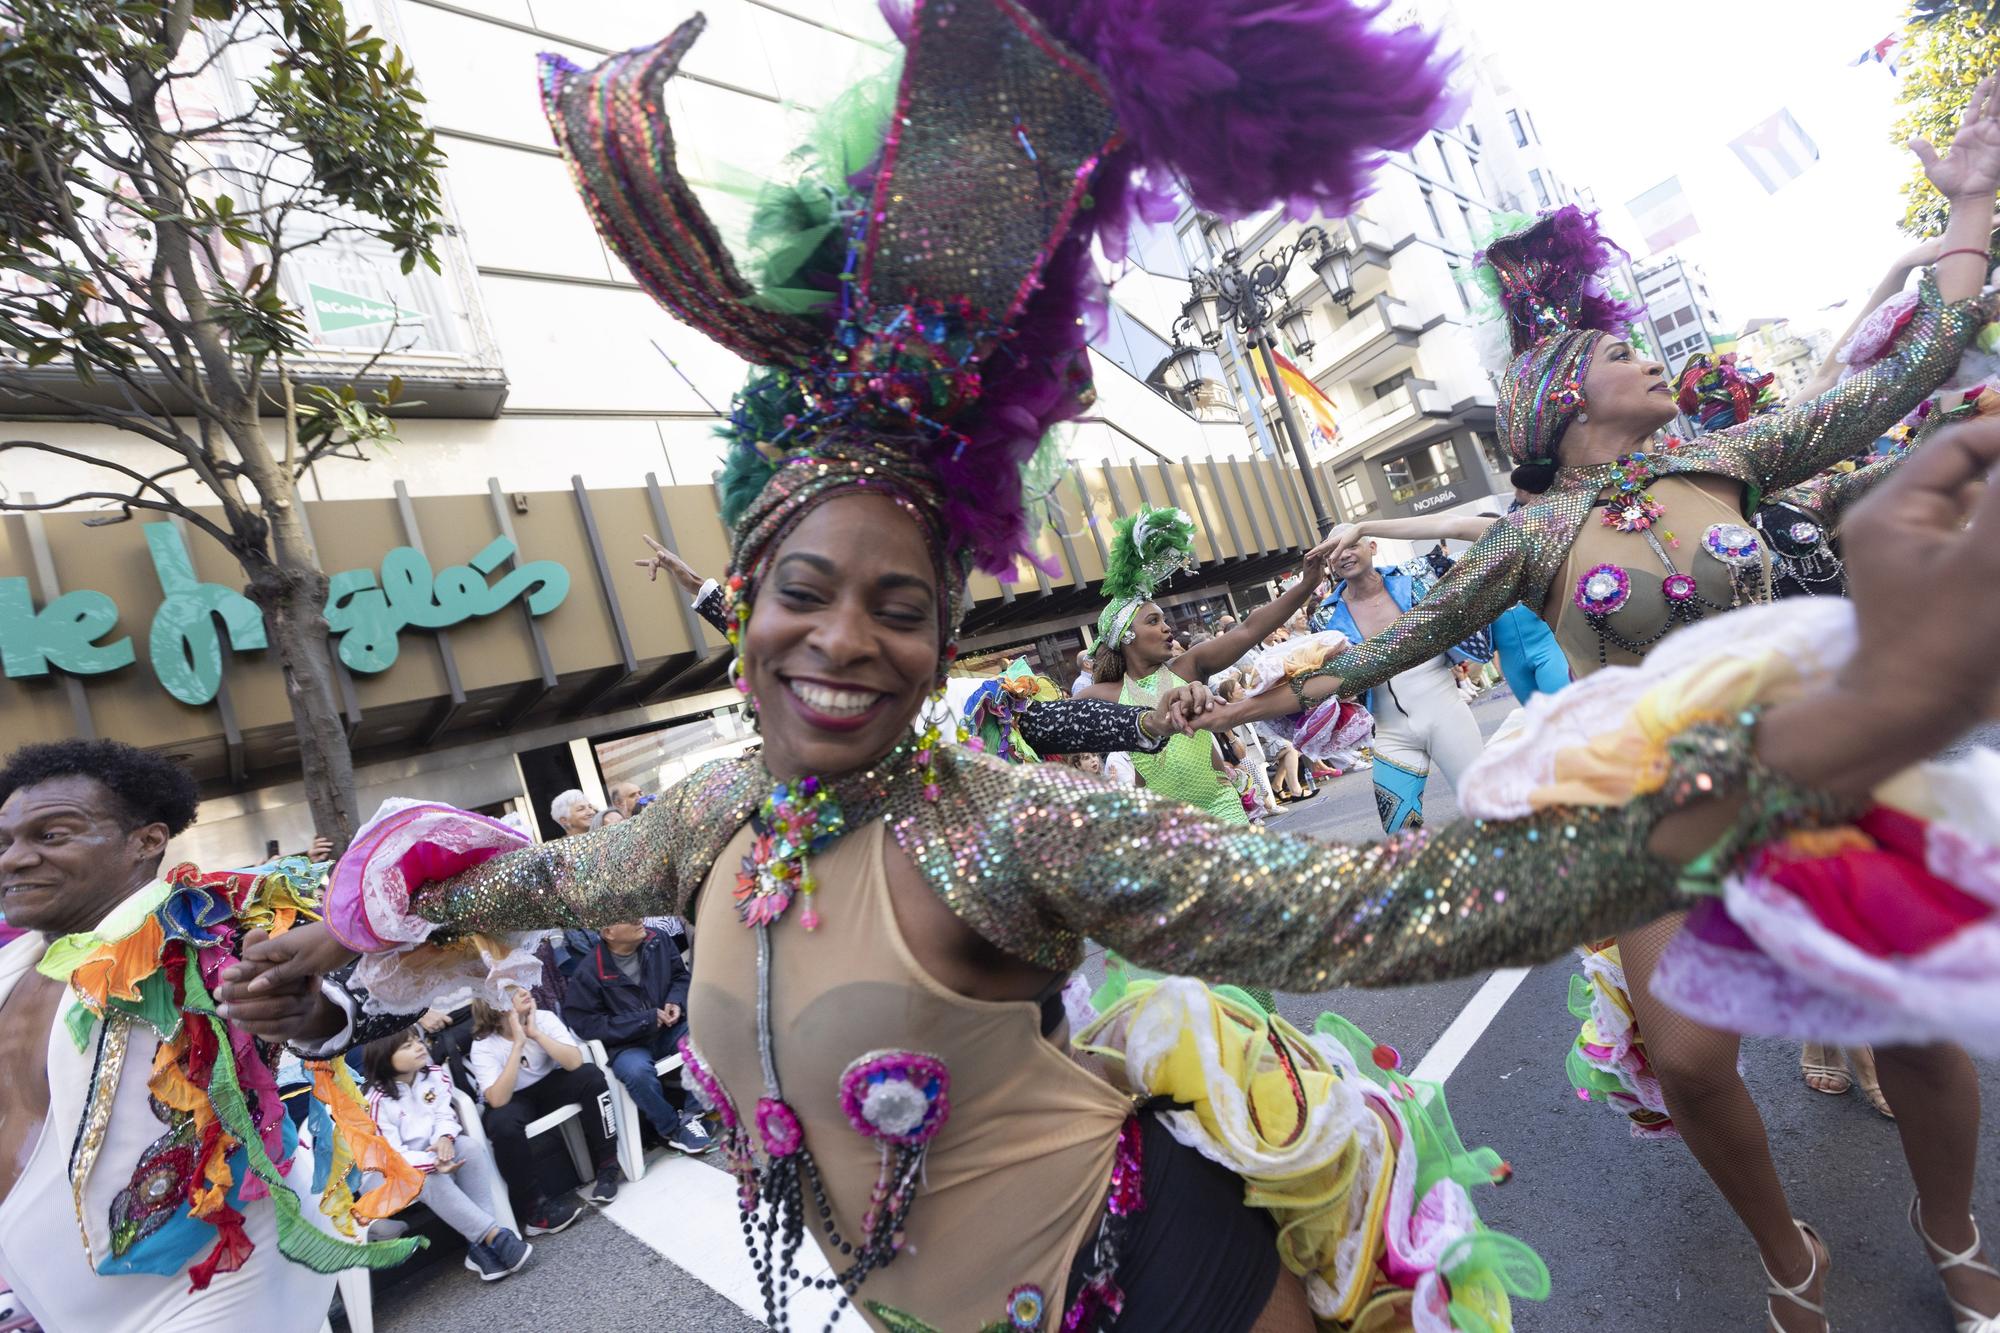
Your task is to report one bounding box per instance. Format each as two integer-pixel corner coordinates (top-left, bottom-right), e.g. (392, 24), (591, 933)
(348, 780), (713, 1286)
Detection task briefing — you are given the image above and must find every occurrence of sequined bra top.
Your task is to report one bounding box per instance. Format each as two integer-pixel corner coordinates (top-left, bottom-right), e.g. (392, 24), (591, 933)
(1312, 272), (1988, 694)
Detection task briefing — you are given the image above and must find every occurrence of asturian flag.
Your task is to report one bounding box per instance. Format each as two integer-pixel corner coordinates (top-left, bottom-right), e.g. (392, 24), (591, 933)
(1849, 33), (1901, 76)
(1626, 176), (1700, 255)
(1730, 109), (1821, 194)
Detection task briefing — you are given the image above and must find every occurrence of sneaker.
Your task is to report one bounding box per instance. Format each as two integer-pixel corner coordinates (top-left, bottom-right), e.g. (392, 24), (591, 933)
(585, 1164), (622, 1205)
(668, 1117), (716, 1155)
(464, 1229), (533, 1281)
(522, 1195), (584, 1235)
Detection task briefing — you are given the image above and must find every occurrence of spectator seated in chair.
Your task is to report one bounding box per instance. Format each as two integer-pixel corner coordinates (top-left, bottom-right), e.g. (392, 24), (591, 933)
(360, 1029), (534, 1283)
(467, 989), (623, 1221)
(561, 920), (715, 1155)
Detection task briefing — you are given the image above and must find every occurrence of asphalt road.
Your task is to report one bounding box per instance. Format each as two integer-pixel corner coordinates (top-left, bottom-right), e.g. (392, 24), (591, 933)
(371, 693), (2000, 1332)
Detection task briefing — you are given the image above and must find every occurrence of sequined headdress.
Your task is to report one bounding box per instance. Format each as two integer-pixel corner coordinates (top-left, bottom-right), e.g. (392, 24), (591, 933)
(1096, 505), (1197, 646)
(1475, 206), (1642, 480)
(1673, 352), (1778, 433)
(541, 0), (1456, 652)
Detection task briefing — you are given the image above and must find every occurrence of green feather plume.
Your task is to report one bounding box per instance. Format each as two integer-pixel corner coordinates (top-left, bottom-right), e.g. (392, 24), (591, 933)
(1100, 504), (1196, 604)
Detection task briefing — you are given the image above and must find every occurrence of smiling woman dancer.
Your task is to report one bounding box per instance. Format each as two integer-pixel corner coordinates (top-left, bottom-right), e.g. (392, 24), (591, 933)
(222, 11), (2000, 1333)
(1210, 78), (2000, 1333)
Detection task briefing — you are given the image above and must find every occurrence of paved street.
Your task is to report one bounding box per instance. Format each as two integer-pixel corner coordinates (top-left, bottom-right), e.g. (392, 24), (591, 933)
(372, 693), (2000, 1332)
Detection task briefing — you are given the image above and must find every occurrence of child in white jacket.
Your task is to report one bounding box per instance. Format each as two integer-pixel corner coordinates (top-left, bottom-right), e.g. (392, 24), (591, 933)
(360, 1028), (535, 1281)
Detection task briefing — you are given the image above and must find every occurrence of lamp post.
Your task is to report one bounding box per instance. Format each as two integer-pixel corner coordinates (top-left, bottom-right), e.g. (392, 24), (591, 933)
(1175, 220), (1356, 538)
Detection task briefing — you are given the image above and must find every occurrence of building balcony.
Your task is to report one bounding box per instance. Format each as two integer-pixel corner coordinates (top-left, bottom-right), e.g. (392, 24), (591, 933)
(1337, 378), (1453, 456)
(1303, 294), (1428, 387)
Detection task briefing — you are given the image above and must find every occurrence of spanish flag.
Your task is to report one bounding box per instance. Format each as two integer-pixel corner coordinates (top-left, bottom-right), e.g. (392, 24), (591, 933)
(1253, 348), (1341, 451)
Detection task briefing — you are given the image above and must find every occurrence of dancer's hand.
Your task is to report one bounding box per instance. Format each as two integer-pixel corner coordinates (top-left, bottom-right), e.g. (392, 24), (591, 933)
(1910, 74), (2000, 202)
(635, 533), (705, 595)
(222, 921), (360, 998)
(1147, 682), (1214, 736)
(1840, 416), (2000, 724)
(1305, 522), (1363, 568)
(214, 926), (350, 1042)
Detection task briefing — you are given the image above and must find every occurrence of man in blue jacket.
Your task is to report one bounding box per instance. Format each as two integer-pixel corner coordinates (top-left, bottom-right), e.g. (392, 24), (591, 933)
(560, 921), (714, 1154)
(1309, 542), (1490, 834)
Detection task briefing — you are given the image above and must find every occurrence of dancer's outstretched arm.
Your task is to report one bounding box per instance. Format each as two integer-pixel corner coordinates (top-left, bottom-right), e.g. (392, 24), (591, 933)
(1708, 83), (2000, 493)
(231, 418), (2000, 1010)
(1171, 551), (1328, 682)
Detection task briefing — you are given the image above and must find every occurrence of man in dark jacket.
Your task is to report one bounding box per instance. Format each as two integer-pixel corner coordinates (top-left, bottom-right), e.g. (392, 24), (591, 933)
(560, 921), (713, 1154)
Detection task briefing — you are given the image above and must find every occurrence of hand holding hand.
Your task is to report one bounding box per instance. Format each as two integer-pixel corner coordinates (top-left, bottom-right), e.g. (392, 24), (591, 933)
(661, 1002), (682, 1026)
(1911, 74), (2000, 202)
(214, 925), (356, 1043)
(635, 533), (706, 596)
(1147, 682), (1214, 737)
(433, 1136), (458, 1172)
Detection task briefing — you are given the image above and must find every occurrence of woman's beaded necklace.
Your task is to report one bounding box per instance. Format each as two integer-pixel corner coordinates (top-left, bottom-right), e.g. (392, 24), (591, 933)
(698, 743), (976, 1333)
(1574, 438), (1771, 664)
(1600, 435), (1686, 545)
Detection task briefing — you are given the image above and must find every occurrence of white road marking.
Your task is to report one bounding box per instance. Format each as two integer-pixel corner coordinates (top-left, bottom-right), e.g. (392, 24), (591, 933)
(598, 1151), (864, 1327)
(1408, 967), (1532, 1085)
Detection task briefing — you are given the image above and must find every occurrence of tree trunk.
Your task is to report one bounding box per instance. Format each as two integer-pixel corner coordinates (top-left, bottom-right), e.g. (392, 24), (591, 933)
(249, 558), (359, 850)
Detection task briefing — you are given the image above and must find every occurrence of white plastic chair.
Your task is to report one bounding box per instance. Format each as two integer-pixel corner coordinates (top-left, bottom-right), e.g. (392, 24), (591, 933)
(585, 1038), (684, 1182)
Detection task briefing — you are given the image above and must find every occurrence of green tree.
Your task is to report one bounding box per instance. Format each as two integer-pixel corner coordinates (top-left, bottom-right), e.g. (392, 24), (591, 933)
(1893, 3), (2000, 236)
(0, 0), (446, 844)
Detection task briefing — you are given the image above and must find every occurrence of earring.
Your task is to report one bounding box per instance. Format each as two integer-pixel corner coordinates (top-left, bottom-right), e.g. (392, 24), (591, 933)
(913, 684), (964, 802)
(725, 574), (757, 723)
(1576, 409), (1590, 423)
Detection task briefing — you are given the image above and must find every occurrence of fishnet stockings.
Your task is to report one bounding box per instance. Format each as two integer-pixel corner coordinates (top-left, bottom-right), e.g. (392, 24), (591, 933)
(1246, 1268), (1315, 1332)
(1620, 918), (1991, 1332)
(1617, 915), (1824, 1329)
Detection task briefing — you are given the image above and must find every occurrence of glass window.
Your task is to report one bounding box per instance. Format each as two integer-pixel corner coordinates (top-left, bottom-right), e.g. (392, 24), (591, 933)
(1433, 133), (1456, 182)
(1529, 169), (1551, 209)
(1371, 369), (1414, 400)
(1337, 472), (1369, 515)
(1476, 431), (1509, 473)
(1524, 109), (1541, 142)
(1507, 109), (1528, 147)
(1421, 187), (1444, 236)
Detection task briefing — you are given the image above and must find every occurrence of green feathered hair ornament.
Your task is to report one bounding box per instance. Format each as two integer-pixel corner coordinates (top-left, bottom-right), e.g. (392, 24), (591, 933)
(1096, 505), (1197, 645)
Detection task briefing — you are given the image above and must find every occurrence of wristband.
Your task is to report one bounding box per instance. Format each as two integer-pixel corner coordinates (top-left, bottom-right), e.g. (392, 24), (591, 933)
(1135, 710), (1159, 744)
(1936, 246), (1993, 266)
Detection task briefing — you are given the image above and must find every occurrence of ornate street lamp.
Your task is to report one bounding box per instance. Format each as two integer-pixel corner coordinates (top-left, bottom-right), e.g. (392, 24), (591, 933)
(1179, 222), (1354, 536)
(1158, 341), (1207, 396)
(1276, 303), (1315, 358)
(1310, 239), (1355, 308)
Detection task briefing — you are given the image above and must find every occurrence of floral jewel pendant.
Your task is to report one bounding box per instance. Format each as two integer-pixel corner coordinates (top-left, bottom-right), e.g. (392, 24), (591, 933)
(1601, 490), (1665, 534)
(734, 774), (846, 930)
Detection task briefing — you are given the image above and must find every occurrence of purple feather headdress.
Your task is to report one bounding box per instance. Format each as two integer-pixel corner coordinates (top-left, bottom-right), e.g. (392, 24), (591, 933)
(544, 0), (1457, 616)
(1478, 205), (1642, 358)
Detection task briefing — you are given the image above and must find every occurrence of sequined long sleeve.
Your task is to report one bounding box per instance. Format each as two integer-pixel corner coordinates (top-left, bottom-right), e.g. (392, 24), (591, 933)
(1303, 521), (1533, 698)
(1770, 451), (1903, 528)
(409, 781), (719, 934)
(933, 722), (1771, 990)
(1699, 271), (1984, 500)
(1013, 697), (1167, 755)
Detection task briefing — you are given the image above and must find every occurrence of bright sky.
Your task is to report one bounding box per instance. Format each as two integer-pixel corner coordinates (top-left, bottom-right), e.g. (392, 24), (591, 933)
(1465, 0), (1922, 331)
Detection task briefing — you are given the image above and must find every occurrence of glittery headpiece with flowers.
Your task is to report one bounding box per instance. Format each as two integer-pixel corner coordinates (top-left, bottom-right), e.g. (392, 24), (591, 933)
(1096, 505), (1197, 646)
(1673, 353), (1778, 434)
(1474, 206), (1642, 475)
(541, 0), (1457, 649)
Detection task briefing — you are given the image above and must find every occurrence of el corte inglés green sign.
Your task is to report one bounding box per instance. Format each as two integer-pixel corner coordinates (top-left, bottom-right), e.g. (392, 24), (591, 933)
(0, 523), (569, 706)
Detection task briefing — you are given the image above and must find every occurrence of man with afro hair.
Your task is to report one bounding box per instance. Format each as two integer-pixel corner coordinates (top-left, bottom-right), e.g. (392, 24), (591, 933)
(0, 739), (360, 1330)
